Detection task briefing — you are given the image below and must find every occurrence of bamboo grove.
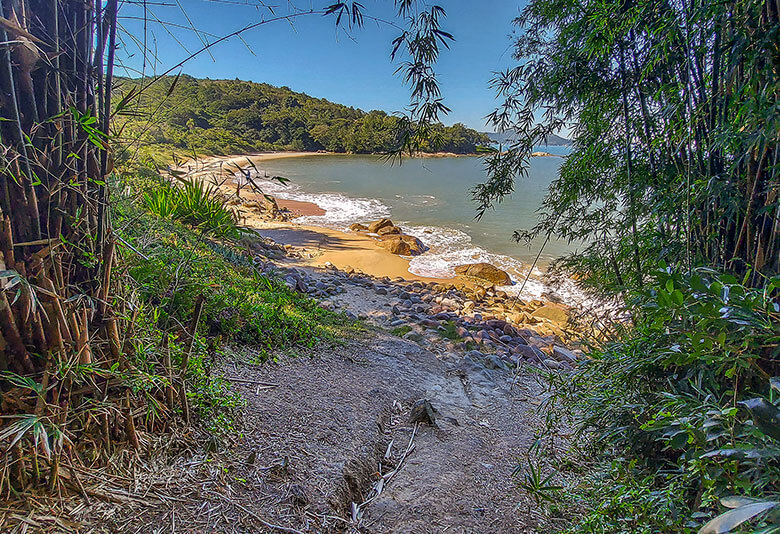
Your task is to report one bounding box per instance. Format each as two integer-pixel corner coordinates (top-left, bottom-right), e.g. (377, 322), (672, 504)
(475, 0), (779, 293)
(0, 0), (162, 493)
(474, 0), (780, 529)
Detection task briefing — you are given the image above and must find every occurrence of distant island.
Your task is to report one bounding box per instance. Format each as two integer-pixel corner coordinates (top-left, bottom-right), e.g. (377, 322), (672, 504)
(117, 75), (490, 163)
(483, 131), (572, 146)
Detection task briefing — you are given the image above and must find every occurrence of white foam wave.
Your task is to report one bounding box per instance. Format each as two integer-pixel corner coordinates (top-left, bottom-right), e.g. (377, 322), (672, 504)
(402, 224), (592, 305)
(245, 173), (390, 227)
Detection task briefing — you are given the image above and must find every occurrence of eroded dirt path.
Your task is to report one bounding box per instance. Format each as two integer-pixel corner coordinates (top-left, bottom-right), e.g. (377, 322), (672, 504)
(223, 329), (546, 533)
(95, 331), (547, 534)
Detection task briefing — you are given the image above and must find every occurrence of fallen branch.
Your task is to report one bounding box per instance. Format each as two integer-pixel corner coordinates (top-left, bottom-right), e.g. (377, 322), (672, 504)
(352, 422), (419, 526)
(204, 490), (305, 534)
(224, 377), (280, 388)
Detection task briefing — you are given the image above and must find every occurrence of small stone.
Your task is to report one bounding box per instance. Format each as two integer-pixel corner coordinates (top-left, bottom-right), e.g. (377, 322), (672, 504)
(408, 399), (437, 426)
(512, 344), (545, 362)
(440, 297), (458, 309)
(485, 354), (507, 370)
(552, 345), (577, 364)
(542, 359), (563, 370)
(403, 331), (425, 343)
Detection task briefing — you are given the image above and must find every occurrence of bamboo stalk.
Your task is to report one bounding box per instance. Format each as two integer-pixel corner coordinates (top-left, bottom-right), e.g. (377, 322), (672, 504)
(179, 294), (205, 424)
(125, 390), (139, 450)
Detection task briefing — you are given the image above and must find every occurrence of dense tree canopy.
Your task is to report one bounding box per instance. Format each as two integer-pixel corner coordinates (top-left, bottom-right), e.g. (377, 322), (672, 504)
(117, 75), (489, 161)
(477, 0), (779, 531)
(476, 0), (778, 293)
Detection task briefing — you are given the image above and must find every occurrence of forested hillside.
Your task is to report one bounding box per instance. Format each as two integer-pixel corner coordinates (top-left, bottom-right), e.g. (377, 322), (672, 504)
(117, 75), (489, 161)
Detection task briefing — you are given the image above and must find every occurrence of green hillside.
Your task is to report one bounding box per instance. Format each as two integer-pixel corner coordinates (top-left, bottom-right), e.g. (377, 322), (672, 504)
(117, 75), (489, 162)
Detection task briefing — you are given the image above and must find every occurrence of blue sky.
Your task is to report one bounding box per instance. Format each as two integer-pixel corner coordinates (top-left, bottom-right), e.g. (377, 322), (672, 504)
(117, 1), (525, 131)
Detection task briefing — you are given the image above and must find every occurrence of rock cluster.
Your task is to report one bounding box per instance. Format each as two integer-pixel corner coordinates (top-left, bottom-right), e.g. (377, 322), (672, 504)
(253, 256), (583, 373)
(454, 263), (511, 285)
(349, 218), (428, 256)
(228, 193), (292, 222)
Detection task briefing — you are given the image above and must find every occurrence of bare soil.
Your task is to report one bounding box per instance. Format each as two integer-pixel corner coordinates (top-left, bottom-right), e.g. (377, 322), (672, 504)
(74, 328), (548, 534)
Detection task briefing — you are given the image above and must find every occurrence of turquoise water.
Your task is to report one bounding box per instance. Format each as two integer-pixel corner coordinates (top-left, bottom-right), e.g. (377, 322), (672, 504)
(250, 148), (579, 291)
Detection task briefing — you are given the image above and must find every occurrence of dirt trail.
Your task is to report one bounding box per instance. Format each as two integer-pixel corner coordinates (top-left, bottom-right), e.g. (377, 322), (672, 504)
(216, 264), (550, 533)
(231, 330), (545, 533)
(89, 264), (555, 534)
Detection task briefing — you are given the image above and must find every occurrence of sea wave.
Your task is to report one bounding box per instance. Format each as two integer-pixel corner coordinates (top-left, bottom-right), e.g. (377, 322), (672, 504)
(245, 174), (390, 226)
(401, 224), (552, 299)
(246, 170), (588, 306)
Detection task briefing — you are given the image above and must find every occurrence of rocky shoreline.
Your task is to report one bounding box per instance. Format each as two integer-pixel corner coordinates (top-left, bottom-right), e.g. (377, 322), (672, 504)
(246, 241), (584, 372)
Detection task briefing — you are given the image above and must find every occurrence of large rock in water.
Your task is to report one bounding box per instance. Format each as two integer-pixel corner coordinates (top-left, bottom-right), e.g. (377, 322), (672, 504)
(531, 304), (569, 325)
(349, 223), (368, 232)
(377, 225), (401, 236)
(454, 263), (511, 285)
(368, 218), (394, 233)
(378, 234), (427, 256)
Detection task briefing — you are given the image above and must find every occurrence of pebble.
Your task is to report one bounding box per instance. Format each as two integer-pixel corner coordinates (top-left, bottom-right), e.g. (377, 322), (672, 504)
(403, 331), (425, 343)
(552, 345), (577, 364)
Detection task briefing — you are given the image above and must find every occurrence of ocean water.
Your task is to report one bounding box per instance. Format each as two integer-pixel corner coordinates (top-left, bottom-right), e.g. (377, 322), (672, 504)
(248, 149), (584, 301)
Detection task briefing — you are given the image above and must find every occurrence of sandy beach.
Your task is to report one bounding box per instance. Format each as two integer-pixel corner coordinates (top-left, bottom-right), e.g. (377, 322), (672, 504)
(253, 221), (463, 284)
(174, 151), (466, 284)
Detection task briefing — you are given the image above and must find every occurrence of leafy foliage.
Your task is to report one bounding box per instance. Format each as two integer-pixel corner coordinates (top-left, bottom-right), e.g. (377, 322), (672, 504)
(144, 178), (240, 238)
(465, 0), (779, 530)
(475, 0), (779, 293)
(119, 188), (350, 357)
(548, 269), (780, 532)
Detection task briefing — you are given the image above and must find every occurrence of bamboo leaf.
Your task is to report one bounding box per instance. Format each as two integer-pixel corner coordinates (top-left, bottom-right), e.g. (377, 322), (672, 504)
(699, 502), (780, 534)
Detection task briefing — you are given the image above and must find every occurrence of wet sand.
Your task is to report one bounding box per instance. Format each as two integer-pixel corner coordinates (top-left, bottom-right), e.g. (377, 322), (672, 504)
(254, 221), (461, 284)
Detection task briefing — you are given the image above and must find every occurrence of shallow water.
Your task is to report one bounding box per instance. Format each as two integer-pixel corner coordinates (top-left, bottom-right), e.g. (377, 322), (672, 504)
(249, 149), (583, 299)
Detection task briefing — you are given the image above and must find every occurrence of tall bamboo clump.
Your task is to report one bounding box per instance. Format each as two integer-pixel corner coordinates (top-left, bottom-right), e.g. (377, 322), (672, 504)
(476, 0), (779, 292)
(0, 0), (150, 493)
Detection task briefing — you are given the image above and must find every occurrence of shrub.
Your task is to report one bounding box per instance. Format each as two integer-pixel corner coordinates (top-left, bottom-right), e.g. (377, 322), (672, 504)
(118, 211), (349, 358)
(550, 267), (780, 533)
(143, 179), (240, 238)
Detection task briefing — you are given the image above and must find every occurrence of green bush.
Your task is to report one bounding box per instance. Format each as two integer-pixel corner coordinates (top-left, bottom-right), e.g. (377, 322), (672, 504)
(123, 304), (244, 436)
(118, 211), (349, 358)
(143, 179), (240, 238)
(551, 268), (780, 533)
(144, 187), (177, 218)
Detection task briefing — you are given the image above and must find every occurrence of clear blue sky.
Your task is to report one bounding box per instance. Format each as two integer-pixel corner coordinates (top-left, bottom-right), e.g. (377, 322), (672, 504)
(117, 1), (525, 131)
